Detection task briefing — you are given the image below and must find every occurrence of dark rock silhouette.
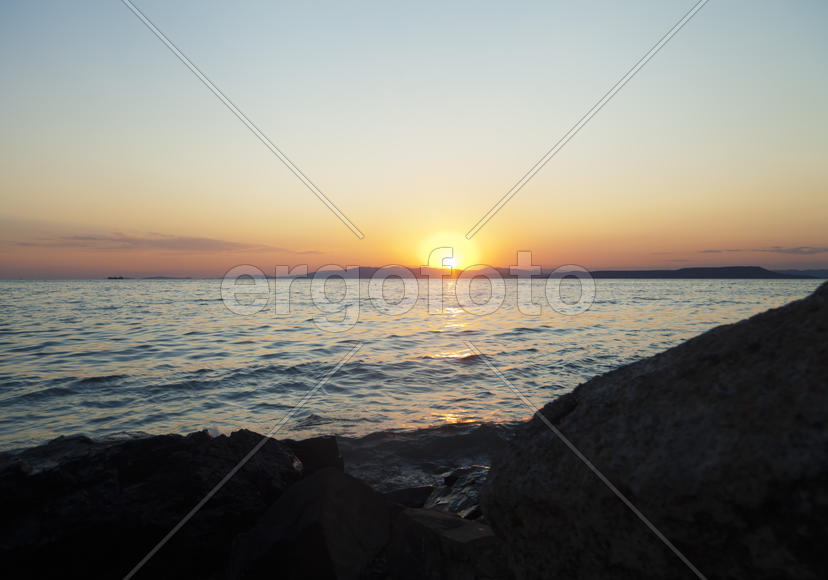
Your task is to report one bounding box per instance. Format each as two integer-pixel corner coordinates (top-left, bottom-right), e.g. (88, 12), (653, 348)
(283, 435), (344, 474)
(388, 507), (511, 580)
(0, 430), (301, 578)
(229, 468), (399, 579)
(0, 430), (508, 579)
(483, 281), (828, 579)
(231, 468), (510, 579)
(384, 485), (435, 508)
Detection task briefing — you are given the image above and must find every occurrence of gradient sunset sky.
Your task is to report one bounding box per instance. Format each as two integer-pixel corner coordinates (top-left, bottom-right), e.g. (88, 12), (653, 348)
(1, 0), (827, 278)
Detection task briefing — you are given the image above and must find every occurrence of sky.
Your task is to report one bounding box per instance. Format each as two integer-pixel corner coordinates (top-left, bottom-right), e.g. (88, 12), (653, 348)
(1, 0), (827, 278)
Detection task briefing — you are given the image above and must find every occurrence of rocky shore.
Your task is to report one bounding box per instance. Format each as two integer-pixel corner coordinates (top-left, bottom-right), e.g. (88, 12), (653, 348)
(485, 280), (828, 578)
(2, 281), (826, 578)
(0, 428), (509, 579)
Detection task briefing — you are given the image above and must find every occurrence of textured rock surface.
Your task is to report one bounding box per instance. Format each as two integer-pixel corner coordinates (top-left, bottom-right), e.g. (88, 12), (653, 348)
(230, 467), (399, 580)
(388, 507), (512, 580)
(284, 435), (345, 474)
(483, 281), (828, 579)
(425, 465), (489, 519)
(0, 430), (301, 579)
(339, 422), (509, 492)
(231, 468), (511, 580)
(384, 485), (435, 508)
(0, 427), (509, 579)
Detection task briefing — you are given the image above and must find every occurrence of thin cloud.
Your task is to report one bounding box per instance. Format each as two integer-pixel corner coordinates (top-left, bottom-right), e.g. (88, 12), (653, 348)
(757, 246), (828, 255)
(9, 232), (322, 255)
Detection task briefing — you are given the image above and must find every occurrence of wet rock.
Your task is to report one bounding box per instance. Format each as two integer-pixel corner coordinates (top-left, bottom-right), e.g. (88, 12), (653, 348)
(0, 429), (301, 579)
(425, 465), (488, 519)
(231, 469), (511, 580)
(339, 422), (509, 492)
(384, 485), (435, 508)
(483, 281), (828, 579)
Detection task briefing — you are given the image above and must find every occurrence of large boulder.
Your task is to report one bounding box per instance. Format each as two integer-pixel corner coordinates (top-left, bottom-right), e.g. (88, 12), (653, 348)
(229, 467), (399, 579)
(384, 485), (435, 508)
(483, 282), (828, 579)
(283, 435), (344, 474)
(387, 507), (513, 580)
(0, 429), (301, 579)
(230, 467), (512, 580)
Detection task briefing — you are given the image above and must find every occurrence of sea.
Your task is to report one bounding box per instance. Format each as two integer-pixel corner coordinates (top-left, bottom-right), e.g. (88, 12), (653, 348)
(0, 278), (821, 481)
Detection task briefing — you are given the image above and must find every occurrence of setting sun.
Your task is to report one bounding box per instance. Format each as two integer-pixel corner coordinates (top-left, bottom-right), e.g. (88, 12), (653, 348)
(418, 231), (481, 270)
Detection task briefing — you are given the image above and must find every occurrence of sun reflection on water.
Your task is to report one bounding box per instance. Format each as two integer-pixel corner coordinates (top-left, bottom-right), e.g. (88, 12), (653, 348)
(435, 412), (476, 425)
(429, 349), (473, 359)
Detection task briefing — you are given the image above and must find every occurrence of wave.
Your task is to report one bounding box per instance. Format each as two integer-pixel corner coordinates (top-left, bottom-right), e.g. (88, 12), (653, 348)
(73, 374), (128, 385)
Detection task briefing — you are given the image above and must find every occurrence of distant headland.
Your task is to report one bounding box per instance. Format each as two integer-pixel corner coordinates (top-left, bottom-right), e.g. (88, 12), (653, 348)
(295, 265), (822, 279)
(587, 266), (815, 279)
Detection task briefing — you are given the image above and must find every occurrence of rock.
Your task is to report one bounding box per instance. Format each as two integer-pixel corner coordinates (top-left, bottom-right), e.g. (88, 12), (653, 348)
(0, 429), (301, 579)
(483, 281), (828, 579)
(284, 435), (344, 474)
(387, 508), (512, 579)
(424, 465), (489, 519)
(339, 422), (509, 492)
(0, 427), (514, 579)
(230, 467), (399, 580)
(231, 468), (512, 580)
(384, 485), (435, 508)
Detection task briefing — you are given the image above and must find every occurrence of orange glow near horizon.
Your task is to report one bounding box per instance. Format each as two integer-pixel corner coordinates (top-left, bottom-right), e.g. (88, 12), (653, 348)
(417, 232), (481, 271)
(1, 2), (827, 279)
(2, 219), (828, 279)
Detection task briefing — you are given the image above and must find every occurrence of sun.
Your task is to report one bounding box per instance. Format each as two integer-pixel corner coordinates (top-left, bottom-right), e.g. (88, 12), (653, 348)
(418, 231), (481, 270)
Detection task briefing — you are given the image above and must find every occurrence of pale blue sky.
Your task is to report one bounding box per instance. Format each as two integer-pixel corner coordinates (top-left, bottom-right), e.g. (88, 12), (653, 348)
(1, 1), (827, 277)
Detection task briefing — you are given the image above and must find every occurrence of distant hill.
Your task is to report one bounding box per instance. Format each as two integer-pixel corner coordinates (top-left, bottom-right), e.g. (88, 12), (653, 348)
(290, 265), (815, 279)
(587, 266), (814, 279)
(773, 269), (828, 279)
(274, 266), (828, 280)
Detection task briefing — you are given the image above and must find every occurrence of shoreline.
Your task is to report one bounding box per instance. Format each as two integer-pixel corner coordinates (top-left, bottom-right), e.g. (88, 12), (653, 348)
(0, 419), (515, 501)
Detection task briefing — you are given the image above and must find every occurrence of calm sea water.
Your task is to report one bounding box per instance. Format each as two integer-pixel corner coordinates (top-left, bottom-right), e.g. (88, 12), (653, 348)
(0, 278), (821, 451)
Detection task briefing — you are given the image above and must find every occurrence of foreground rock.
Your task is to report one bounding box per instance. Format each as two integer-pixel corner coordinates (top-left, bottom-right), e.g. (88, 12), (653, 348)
(389, 507), (511, 580)
(231, 468), (510, 579)
(0, 430), (301, 578)
(230, 468), (399, 579)
(283, 435), (344, 474)
(424, 465), (489, 520)
(483, 282), (828, 579)
(0, 429), (508, 579)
